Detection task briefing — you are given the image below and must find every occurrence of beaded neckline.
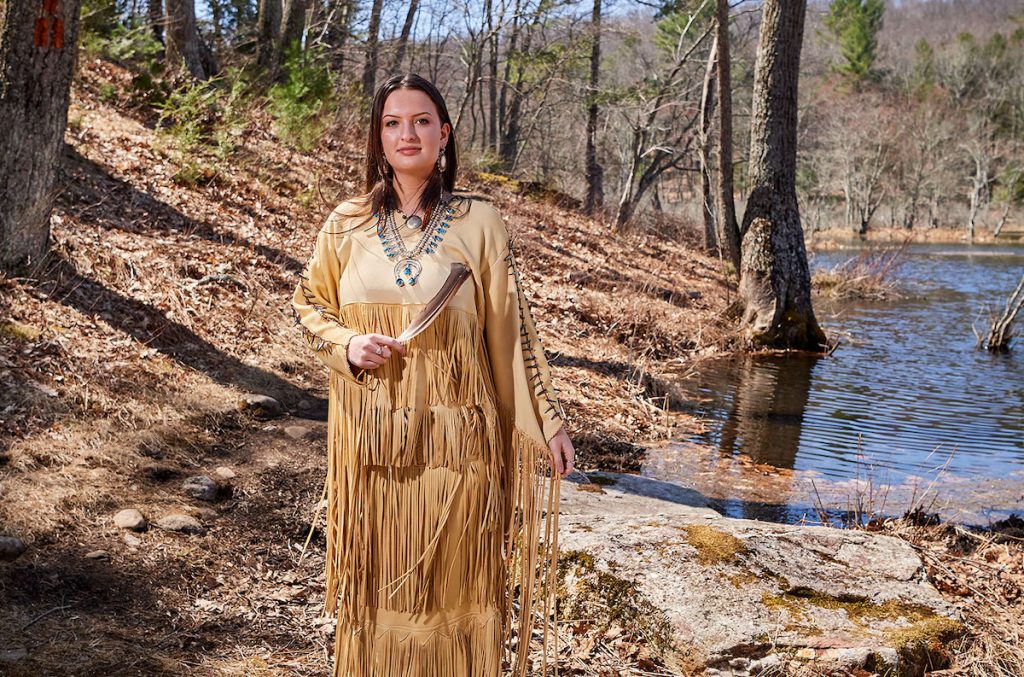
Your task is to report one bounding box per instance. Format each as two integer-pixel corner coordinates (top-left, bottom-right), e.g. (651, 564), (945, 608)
(374, 193), (456, 287)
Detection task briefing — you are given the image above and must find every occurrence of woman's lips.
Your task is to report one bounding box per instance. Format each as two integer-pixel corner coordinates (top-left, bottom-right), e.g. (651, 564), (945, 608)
(398, 148), (421, 155)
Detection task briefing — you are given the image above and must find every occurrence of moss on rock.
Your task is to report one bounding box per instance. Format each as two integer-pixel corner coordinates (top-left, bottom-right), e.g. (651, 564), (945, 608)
(681, 524), (748, 565)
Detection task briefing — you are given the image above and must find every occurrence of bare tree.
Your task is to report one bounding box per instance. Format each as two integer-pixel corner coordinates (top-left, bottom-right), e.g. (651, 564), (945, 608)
(713, 0), (741, 273)
(256, 0), (283, 72)
(0, 0), (83, 274)
(614, 5), (712, 228)
(165, 0), (218, 79)
(738, 0), (826, 350)
(363, 0), (384, 96)
(584, 0), (604, 214)
(698, 34), (718, 250)
(390, 0), (421, 73)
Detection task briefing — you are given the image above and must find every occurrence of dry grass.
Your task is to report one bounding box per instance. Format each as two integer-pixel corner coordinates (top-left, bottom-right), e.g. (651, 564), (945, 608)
(811, 237), (910, 301)
(808, 445), (1024, 676)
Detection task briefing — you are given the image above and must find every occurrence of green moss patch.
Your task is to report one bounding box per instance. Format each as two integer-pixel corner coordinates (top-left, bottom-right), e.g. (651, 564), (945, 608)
(0, 321), (41, 342)
(681, 525), (747, 565)
(557, 549), (675, 657)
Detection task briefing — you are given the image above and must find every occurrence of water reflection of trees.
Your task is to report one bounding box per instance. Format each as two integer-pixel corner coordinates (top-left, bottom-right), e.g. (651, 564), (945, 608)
(716, 353), (820, 521)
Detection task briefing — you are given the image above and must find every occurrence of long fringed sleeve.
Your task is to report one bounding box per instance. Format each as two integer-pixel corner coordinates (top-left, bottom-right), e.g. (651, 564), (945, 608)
(481, 229), (567, 445)
(291, 215), (369, 386)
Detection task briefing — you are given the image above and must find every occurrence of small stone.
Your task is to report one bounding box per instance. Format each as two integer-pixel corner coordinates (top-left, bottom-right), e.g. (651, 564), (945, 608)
(182, 475), (219, 502)
(283, 425), (313, 440)
(113, 508), (147, 531)
(0, 536), (26, 561)
(123, 534), (142, 547)
(796, 648), (816, 660)
(238, 394), (282, 420)
(0, 648), (28, 664)
(191, 507), (218, 521)
(156, 513), (205, 534)
(85, 549), (109, 560)
(211, 466), (236, 480)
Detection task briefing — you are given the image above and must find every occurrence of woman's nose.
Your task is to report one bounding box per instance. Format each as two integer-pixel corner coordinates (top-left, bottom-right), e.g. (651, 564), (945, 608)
(401, 122), (418, 141)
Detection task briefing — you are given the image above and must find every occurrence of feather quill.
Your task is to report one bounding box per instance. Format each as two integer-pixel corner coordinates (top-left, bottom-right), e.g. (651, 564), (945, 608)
(397, 262), (472, 342)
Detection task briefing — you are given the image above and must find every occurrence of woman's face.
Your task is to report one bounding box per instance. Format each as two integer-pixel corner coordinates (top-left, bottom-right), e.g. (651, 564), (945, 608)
(380, 88), (450, 182)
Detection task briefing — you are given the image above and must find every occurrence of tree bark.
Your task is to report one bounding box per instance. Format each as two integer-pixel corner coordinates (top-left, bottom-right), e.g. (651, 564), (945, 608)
(699, 35), (718, 252)
(0, 0), (83, 275)
(165, 0), (216, 79)
(148, 0), (164, 44)
(584, 0), (603, 215)
(280, 0), (309, 56)
(256, 0), (282, 73)
(362, 0), (383, 97)
(738, 0), (825, 350)
(714, 0), (741, 274)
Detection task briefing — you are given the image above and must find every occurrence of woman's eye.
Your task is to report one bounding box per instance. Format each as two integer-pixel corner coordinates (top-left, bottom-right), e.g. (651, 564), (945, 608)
(417, 118), (429, 125)
(385, 120), (396, 126)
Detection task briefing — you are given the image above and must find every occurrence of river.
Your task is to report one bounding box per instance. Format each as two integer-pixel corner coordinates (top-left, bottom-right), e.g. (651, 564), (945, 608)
(643, 241), (1024, 527)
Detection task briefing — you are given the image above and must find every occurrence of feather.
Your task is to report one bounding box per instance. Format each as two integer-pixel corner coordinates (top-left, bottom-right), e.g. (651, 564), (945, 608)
(397, 262), (472, 343)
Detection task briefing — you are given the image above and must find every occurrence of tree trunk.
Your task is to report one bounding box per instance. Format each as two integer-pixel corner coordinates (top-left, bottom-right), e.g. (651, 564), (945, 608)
(325, 0), (352, 73)
(256, 0), (282, 73)
(148, 0), (164, 44)
(390, 0), (419, 73)
(362, 0), (383, 97)
(584, 0), (603, 215)
(165, 0), (215, 79)
(0, 0), (83, 275)
(738, 0), (825, 350)
(280, 0), (308, 56)
(714, 0), (741, 274)
(699, 35), (718, 252)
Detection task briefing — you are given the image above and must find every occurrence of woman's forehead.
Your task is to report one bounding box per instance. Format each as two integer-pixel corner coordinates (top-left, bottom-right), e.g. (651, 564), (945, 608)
(382, 88), (438, 117)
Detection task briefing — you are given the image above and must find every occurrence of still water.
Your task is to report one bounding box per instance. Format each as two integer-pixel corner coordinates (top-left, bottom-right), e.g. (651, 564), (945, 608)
(643, 242), (1024, 527)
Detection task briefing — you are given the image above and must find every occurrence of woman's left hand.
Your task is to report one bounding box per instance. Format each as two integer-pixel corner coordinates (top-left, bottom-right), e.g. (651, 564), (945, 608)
(547, 427), (575, 478)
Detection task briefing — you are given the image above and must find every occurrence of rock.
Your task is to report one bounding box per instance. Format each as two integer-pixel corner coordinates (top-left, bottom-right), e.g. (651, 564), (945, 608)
(155, 513), (204, 534)
(0, 536), (26, 561)
(558, 472), (962, 676)
(211, 466), (236, 480)
(182, 475), (219, 502)
(0, 648), (27, 664)
(123, 534), (142, 547)
(191, 507), (218, 521)
(84, 549), (109, 560)
(283, 425), (313, 440)
(238, 393), (282, 420)
(113, 508), (147, 531)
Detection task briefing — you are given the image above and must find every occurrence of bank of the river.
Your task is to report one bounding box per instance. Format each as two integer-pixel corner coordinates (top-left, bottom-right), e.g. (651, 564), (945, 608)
(808, 224), (1024, 247)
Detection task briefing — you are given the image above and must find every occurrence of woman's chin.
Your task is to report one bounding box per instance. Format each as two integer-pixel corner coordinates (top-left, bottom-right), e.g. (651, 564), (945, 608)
(390, 162), (434, 179)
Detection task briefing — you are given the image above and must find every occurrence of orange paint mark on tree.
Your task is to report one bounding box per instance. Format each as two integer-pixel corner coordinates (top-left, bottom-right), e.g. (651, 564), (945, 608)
(43, 0), (59, 13)
(52, 18), (64, 48)
(34, 17), (49, 48)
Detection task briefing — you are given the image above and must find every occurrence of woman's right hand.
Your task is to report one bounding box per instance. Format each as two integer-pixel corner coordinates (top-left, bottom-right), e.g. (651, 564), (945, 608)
(347, 333), (407, 371)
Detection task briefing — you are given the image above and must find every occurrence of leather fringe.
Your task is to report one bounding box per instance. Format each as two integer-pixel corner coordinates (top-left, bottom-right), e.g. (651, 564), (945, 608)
(321, 303), (559, 676)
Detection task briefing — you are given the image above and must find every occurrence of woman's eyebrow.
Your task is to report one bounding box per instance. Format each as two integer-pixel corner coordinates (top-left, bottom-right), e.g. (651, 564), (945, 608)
(383, 112), (433, 118)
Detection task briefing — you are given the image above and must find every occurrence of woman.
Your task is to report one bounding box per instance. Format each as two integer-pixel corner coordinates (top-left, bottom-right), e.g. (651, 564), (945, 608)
(291, 72), (575, 676)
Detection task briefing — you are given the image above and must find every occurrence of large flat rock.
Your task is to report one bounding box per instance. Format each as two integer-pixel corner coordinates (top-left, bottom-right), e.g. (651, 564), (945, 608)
(557, 472), (963, 676)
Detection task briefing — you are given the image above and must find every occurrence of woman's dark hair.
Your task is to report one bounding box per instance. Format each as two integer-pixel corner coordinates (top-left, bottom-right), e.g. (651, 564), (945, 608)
(360, 73), (458, 224)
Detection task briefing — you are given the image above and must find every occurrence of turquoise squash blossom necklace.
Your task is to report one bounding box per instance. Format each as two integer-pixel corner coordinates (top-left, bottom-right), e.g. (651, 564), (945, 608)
(375, 192), (456, 287)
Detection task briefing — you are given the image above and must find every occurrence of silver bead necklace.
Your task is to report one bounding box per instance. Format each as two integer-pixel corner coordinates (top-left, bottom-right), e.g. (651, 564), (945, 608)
(375, 193), (455, 287)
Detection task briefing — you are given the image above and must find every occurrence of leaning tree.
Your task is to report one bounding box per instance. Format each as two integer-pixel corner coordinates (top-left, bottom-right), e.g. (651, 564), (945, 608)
(738, 0), (826, 350)
(0, 0), (83, 275)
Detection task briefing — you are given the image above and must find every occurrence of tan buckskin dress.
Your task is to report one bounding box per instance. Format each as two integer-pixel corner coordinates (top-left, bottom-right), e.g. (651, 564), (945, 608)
(290, 193), (565, 677)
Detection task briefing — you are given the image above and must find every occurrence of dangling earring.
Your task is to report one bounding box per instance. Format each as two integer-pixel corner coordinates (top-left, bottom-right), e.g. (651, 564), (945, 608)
(379, 157), (392, 179)
(436, 148), (447, 172)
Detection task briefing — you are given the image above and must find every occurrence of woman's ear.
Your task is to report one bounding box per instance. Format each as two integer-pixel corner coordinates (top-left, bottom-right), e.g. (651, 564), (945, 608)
(440, 122), (451, 148)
